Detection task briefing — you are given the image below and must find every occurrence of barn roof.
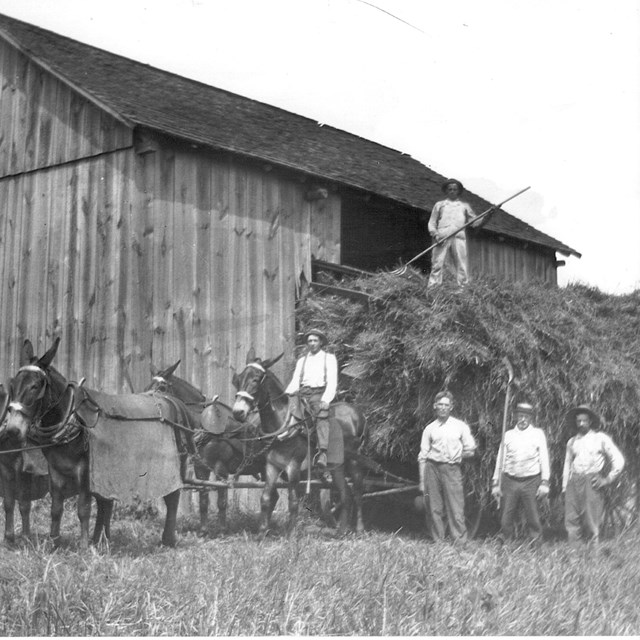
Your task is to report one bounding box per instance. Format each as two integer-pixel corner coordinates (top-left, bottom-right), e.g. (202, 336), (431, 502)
(0, 13), (579, 257)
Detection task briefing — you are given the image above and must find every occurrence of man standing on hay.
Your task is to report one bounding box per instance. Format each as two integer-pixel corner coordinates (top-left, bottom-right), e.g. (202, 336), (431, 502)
(427, 178), (488, 288)
(418, 391), (476, 542)
(491, 402), (550, 544)
(284, 329), (338, 470)
(562, 405), (625, 544)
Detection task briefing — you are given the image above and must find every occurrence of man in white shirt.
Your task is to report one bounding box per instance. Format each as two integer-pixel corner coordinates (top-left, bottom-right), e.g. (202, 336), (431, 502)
(417, 391), (476, 541)
(491, 402), (550, 543)
(284, 329), (338, 469)
(563, 405), (624, 543)
(427, 178), (489, 288)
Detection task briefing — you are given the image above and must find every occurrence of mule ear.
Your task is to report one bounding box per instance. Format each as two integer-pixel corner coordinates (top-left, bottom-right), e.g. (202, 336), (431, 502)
(232, 373), (240, 389)
(150, 362), (159, 376)
(263, 352), (284, 370)
(245, 347), (256, 364)
(21, 340), (35, 366)
(37, 337), (61, 369)
(164, 360), (181, 378)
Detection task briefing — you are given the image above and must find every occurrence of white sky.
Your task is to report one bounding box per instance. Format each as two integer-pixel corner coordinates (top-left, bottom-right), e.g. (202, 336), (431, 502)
(1, 0), (639, 293)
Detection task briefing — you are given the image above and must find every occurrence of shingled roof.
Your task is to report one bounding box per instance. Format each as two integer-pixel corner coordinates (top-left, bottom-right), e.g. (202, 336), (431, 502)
(0, 13), (579, 257)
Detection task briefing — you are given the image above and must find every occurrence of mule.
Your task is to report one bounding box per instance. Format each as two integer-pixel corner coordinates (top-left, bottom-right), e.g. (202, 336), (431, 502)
(149, 361), (264, 534)
(5, 338), (197, 549)
(0, 385), (49, 544)
(231, 353), (366, 535)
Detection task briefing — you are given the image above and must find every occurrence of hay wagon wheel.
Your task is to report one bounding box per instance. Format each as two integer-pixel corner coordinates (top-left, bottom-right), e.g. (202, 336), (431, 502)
(600, 473), (638, 539)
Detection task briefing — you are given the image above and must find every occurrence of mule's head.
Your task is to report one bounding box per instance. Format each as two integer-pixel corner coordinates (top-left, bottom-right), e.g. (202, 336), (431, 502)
(232, 352), (283, 422)
(5, 338), (63, 445)
(148, 360), (206, 408)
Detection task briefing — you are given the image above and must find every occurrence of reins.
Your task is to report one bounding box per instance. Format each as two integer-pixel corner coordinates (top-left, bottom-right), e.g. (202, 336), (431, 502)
(0, 441), (59, 455)
(234, 363), (317, 442)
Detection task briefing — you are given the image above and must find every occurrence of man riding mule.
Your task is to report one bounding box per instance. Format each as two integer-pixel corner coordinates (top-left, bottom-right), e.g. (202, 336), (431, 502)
(232, 351), (366, 535)
(4, 338), (198, 549)
(284, 329), (338, 470)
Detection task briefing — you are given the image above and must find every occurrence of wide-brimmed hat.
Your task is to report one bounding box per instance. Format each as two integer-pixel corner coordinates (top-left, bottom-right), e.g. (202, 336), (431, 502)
(441, 178), (464, 194)
(303, 328), (328, 346)
(515, 402), (534, 415)
(566, 404), (601, 429)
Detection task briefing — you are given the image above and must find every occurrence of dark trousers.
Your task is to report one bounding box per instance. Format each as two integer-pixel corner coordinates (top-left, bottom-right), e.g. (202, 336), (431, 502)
(424, 460), (466, 541)
(565, 473), (604, 542)
(499, 473), (542, 540)
(288, 388), (329, 450)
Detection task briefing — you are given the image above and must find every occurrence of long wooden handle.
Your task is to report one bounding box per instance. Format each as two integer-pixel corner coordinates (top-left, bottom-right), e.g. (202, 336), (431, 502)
(403, 186), (531, 269)
(496, 357), (515, 495)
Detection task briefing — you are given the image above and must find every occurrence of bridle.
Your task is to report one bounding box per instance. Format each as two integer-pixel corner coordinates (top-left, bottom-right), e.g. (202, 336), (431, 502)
(7, 365), (49, 419)
(234, 362), (268, 406)
(4, 365), (81, 447)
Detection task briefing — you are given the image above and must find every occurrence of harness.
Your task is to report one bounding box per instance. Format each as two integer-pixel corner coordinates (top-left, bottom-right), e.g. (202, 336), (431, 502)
(7, 367), (197, 462)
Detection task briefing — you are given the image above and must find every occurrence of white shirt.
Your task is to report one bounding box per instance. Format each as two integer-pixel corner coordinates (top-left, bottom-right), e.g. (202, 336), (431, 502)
(417, 416), (476, 464)
(492, 424), (550, 483)
(284, 350), (338, 404)
(428, 199), (476, 238)
(562, 430), (625, 491)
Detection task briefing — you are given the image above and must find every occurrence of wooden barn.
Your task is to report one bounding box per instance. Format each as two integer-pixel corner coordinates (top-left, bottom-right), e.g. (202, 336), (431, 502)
(0, 14), (579, 400)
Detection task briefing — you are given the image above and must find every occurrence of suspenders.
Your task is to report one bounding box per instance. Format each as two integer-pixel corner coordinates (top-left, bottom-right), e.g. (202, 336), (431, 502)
(298, 351), (327, 387)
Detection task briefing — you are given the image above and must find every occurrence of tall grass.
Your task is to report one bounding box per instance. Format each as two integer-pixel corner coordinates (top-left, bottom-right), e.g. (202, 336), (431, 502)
(0, 497), (639, 635)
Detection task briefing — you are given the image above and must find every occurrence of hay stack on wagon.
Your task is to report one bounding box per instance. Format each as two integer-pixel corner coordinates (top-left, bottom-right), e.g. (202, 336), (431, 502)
(298, 270), (640, 519)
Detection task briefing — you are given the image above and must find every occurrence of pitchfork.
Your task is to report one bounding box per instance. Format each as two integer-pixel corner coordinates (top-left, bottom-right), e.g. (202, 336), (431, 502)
(391, 186), (531, 276)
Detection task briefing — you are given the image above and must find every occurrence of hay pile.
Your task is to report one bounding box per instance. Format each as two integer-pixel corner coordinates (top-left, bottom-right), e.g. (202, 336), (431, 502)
(298, 270), (640, 503)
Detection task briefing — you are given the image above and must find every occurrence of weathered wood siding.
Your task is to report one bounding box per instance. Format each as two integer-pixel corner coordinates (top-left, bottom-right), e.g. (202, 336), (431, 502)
(0, 38), (132, 178)
(0, 139), (339, 402)
(135, 146), (340, 400)
(468, 234), (558, 284)
(0, 149), (138, 388)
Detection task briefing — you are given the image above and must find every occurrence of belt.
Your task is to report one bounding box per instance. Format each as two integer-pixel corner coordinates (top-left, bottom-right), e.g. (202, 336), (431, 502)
(427, 459), (460, 466)
(504, 473), (541, 482)
(300, 386), (326, 392)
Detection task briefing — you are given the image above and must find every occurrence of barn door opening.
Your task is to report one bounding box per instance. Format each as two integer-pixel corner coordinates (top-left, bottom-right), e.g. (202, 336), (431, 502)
(340, 192), (430, 273)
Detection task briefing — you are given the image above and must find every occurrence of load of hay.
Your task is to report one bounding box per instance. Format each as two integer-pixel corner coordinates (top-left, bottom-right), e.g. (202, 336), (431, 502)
(298, 269), (640, 516)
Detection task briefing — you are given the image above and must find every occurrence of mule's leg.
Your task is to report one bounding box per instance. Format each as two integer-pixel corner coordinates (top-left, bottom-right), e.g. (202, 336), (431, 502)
(330, 465), (351, 534)
(284, 462), (302, 535)
(259, 464), (281, 535)
(1, 468), (16, 544)
(76, 486), (92, 550)
(217, 487), (228, 532)
(194, 462), (211, 536)
(74, 459), (93, 550)
(92, 497), (114, 545)
(17, 474), (33, 539)
(102, 499), (113, 540)
(49, 475), (66, 548)
(212, 461), (230, 533)
(161, 489), (180, 547)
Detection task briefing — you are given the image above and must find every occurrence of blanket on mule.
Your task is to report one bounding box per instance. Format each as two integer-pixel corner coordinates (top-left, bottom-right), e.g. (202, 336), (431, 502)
(80, 390), (189, 502)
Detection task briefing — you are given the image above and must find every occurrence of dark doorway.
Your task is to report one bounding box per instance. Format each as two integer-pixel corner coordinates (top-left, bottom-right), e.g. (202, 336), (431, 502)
(340, 192), (431, 273)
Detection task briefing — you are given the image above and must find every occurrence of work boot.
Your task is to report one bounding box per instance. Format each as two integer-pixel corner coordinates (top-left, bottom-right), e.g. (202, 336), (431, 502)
(314, 450), (327, 469)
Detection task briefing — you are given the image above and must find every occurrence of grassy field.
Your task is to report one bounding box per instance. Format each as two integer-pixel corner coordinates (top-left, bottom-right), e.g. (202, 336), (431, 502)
(0, 496), (639, 636)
